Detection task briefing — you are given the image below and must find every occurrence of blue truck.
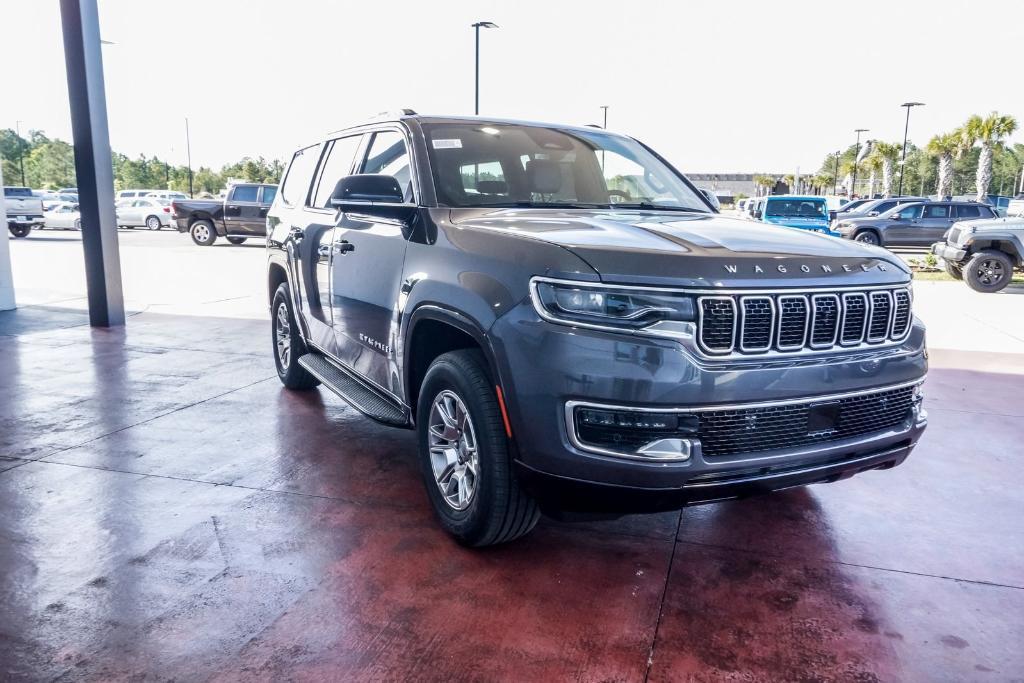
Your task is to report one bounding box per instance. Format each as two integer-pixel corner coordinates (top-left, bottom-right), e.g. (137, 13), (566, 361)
(752, 195), (836, 236)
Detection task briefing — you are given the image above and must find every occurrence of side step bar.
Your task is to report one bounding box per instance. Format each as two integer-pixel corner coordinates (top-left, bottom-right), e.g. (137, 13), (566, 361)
(298, 353), (411, 428)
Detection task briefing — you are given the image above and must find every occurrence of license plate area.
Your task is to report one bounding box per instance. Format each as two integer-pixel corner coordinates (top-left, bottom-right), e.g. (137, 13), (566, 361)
(807, 401), (841, 437)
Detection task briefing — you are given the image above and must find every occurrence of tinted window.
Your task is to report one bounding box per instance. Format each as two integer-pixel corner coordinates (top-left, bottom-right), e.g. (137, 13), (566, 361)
(312, 135), (362, 208)
(459, 160), (508, 197)
(231, 185), (259, 202)
(280, 144), (322, 206)
(874, 201), (897, 213)
(955, 205), (981, 218)
(896, 204), (923, 219)
(361, 130), (413, 202)
(764, 199), (826, 218)
(4, 187), (32, 197)
(261, 186), (277, 205)
(924, 205), (949, 218)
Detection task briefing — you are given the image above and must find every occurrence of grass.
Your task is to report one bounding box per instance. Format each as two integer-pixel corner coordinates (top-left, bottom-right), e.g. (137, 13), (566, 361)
(911, 269), (1024, 283)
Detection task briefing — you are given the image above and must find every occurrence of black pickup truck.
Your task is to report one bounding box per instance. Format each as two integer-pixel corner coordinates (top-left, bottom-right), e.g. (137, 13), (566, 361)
(171, 183), (278, 246)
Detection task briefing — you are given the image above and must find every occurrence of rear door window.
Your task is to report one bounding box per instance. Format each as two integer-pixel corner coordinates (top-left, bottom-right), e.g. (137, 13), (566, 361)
(260, 186), (277, 205)
(231, 186), (259, 202)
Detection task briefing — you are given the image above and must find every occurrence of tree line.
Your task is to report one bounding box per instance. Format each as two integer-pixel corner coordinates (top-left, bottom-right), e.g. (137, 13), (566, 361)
(748, 112), (1021, 201)
(0, 128), (284, 196)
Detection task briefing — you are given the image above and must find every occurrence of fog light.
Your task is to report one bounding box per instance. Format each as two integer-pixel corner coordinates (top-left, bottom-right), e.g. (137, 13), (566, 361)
(576, 408), (698, 433)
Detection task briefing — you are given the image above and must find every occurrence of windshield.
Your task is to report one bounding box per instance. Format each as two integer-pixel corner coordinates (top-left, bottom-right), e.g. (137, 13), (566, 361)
(764, 199), (827, 218)
(422, 123), (708, 211)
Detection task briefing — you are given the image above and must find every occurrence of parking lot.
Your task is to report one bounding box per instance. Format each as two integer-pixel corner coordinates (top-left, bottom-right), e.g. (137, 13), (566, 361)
(2, 229), (1024, 680)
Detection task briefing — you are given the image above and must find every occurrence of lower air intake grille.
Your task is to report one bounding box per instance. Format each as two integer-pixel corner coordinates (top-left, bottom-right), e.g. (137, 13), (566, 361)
(697, 384), (917, 458)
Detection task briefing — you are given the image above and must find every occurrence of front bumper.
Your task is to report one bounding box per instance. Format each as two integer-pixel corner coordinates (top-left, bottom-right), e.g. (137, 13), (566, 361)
(491, 301), (928, 511)
(932, 241), (967, 263)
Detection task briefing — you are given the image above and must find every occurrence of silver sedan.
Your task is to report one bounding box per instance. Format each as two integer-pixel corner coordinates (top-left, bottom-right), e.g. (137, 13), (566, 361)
(116, 197), (174, 230)
(42, 202), (82, 230)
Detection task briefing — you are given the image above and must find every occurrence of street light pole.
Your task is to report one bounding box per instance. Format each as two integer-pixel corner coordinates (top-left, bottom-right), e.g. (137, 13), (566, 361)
(600, 105), (609, 129)
(832, 151), (840, 195)
(897, 102), (924, 197)
(15, 120), (26, 186)
(185, 117), (193, 198)
(851, 128), (869, 198)
(472, 21), (498, 115)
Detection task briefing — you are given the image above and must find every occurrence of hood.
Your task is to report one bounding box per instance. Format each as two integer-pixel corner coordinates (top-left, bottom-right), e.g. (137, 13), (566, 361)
(449, 208), (909, 288)
(763, 215), (830, 228)
(963, 215), (1024, 232)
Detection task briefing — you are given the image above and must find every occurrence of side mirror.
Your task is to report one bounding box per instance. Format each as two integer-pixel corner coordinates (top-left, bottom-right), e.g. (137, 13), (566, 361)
(753, 210), (762, 219)
(890, 214), (902, 221)
(330, 174), (405, 207)
(868, 211), (879, 216)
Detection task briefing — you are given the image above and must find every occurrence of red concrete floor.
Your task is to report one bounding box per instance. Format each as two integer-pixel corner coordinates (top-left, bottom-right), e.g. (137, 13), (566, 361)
(1, 309), (1022, 681)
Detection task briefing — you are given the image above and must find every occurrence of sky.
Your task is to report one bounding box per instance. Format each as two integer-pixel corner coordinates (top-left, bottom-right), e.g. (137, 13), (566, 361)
(3, 0), (1022, 175)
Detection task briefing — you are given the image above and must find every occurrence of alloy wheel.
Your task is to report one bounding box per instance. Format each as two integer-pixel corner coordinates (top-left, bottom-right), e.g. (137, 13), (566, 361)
(427, 390), (480, 511)
(193, 224), (210, 242)
(147, 216), (161, 230)
(275, 302), (291, 368)
(975, 259), (1005, 287)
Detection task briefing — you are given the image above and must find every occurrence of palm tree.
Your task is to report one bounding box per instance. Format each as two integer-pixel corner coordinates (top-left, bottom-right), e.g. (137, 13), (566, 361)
(839, 160), (856, 196)
(961, 112), (1018, 201)
(926, 132), (960, 198)
(782, 174), (796, 193)
(864, 154), (882, 198)
(868, 142), (901, 197)
(753, 174), (776, 196)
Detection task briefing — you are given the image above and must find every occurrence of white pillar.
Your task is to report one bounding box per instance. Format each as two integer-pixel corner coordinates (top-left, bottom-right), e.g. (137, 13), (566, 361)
(0, 163), (17, 311)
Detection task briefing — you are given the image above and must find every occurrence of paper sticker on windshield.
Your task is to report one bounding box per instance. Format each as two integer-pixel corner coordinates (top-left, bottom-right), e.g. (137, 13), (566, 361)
(432, 138), (463, 149)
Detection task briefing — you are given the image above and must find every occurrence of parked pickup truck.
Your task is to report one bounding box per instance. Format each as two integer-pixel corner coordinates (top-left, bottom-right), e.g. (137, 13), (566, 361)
(171, 183), (278, 246)
(4, 186), (46, 238)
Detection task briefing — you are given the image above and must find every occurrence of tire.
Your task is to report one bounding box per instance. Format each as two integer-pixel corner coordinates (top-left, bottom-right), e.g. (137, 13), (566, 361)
(853, 230), (880, 246)
(271, 282), (319, 389)
(964, 249), (1014, 293)
(943, 261), (963, 280)
(416, 349), (540, 547)
(190, 219), (217, 246)
(145, 215), (161, 231)
(8, 225), (30, 238)
(227, 236), (247, 245)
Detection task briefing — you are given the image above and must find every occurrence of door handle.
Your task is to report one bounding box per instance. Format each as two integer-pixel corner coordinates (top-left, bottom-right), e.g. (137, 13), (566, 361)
(318, 243), (338, 257)
(337, 241), (355, 253)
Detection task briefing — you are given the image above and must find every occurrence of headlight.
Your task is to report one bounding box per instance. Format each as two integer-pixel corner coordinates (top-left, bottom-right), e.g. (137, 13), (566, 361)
(531, 278), (695, 331)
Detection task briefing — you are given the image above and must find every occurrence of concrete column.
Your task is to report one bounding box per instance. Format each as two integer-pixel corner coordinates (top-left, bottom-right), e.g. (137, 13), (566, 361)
(0, 163), (16, 311)
(60, 0), (125, 326)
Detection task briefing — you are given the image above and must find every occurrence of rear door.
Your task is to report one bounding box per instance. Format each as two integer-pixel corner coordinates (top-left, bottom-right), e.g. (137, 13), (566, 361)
(916, 203), (953, 244)
(329, 128), (416, 396)
(223, 185), (262, 235)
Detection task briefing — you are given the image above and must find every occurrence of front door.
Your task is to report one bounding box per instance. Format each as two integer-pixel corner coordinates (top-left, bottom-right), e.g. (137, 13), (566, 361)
(329, 129), (415, 397)
(885, 204), (925, 245)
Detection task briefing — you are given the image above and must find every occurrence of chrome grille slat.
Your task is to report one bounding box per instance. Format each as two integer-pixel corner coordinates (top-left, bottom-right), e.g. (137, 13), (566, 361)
(739, 296), (774, 352)
(696, 287), (911, 358)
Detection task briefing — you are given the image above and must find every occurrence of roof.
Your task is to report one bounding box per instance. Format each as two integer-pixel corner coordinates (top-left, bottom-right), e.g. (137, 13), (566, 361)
(325, 113), (623, 141)
(763, 195), (827, 201)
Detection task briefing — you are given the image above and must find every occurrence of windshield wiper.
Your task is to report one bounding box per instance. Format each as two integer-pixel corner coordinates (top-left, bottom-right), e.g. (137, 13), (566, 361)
(613, 202), (708, 213)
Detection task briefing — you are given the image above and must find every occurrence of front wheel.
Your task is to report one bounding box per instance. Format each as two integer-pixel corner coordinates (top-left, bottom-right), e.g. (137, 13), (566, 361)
(964, 249), (1014, 293)
(416, 350), (540, 547)
(226, 236), (247, 245)
(146, 215), (162, 231)
(943, 261), (963, 280)
(190, 219), (217, 246)
(271, 282), (319, 389)
(854, 230), (880, 246)
(8, 225), (31, 238)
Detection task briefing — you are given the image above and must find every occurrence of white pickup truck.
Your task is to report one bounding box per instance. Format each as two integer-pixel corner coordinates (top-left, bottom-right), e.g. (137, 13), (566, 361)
(4, 186), (45, 238)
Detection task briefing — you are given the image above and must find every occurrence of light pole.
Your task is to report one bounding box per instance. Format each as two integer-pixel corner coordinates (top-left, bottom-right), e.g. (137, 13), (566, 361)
(832, 151), (840, 195)
(600, 105), (609, 129)
(185, 117), (193, 198)
(472, 21), (498, 115)
(14, 120), (26, 186)
(851, 128), (869, 198)
(897, 102), (924, 197)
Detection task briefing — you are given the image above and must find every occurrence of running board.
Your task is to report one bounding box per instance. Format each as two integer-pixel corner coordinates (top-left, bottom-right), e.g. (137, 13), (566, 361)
(298, 353), (411, 428)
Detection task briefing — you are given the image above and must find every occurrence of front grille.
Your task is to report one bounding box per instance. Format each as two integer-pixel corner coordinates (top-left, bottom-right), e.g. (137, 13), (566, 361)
(696, 385), (917, 457)
(698, 287), (912, 356)
(947, 227), (962, 244)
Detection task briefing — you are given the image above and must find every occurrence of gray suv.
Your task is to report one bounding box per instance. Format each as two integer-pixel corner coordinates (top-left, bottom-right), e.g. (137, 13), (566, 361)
(834, 200), (996, 247)
(266, 113), (928, 546)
